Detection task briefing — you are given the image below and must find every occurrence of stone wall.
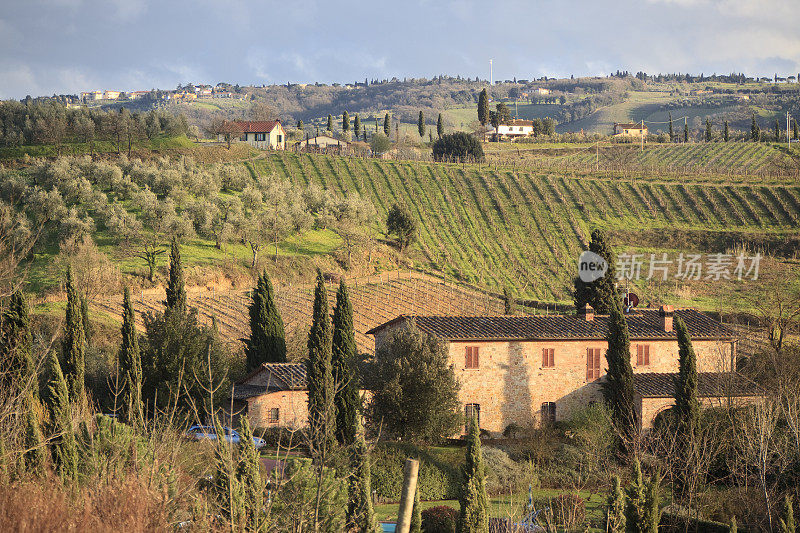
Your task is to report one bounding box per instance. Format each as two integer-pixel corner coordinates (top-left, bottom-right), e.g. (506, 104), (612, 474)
(638, 394), (761, 430)
(245, 390), (308, 430)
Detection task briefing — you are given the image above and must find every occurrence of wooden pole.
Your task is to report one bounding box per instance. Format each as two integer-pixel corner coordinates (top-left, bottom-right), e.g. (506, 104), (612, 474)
(395, 458), (420, 533)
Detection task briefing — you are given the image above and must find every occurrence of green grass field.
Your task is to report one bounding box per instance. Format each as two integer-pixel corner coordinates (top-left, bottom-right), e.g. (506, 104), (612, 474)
(249, 152), (800, 311)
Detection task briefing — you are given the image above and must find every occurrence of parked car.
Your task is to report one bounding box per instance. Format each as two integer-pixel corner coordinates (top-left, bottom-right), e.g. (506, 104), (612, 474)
(184, 425), (266, 449)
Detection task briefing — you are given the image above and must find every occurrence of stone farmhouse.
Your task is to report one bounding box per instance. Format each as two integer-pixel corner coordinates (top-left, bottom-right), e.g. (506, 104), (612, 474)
(368, 305), (754, 433)
(231, 305), (757, 434)
(227, 120), (286, 150)
(613, 122), (648, 138)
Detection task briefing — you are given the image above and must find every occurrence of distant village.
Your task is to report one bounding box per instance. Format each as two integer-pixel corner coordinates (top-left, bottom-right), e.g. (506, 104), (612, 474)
(78, 83), (244, 103)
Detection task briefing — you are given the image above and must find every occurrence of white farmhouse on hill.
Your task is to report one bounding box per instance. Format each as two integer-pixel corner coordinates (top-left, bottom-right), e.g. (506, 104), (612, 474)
(494, 119), (534, 139)
(229, 120), (286, 150)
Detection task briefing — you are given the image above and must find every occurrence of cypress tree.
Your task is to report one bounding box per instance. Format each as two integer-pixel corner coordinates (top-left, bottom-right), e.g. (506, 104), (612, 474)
(437, 113), (444, 137)
(781, 495), (796, 533)
(80, 294), (91, 345)
(363, 129), (367, 142)
(237, 416), (265, 530)
(343, 110), (350, 132)
(297, 119), (303, 131)
(354, 114), (361, 138)
(643, 474), (661, 533)
(119, 286), (144, 427)
(418, 111), (425, 137)
(503, 287), (516, 315)
(164, 238), (186, 315)
(683, 122), (689, 143)
(668, 112), (674, 141)
(674, 316), (700, 442)
(705, 118), (712, 141)
(46, 351), (78, 481)
(349, 418), (379, 532)
(573, 229), (617, 314)
(724, 120), (729, 142)
(775, 119), (781, 142)
(332, 280), (359, 445)
(245, 271), (287, 371)
(383, 113), (391, 136)
(306, 270), (335, 457)
(606, 475), (626, 532)
(478, 89), (489, 126)
(1, 290), (37, 399)
(327, 114), (333, 132)
(793, 119), (798, 140)
(23, 391), (47, 476)
(751, 113), (759, 141)
(458, 413), (488, 533)
(601, 297), (636, 445)
(673, 316), (700, 494)
(62, 267), (86, 404)
(624, 459), (646, 533)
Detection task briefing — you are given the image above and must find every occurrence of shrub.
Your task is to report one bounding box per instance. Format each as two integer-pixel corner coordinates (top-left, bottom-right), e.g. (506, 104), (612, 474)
(481, 446), (536, 495)
(432, 132), (484, 163)
(370, 133), (391, 155)
(502, 423), (524, 439)
(371, 444), (461, 501)
(421, 505), (458, 533)
(552, 493), (586, 530)
(535, 493), (586, 531)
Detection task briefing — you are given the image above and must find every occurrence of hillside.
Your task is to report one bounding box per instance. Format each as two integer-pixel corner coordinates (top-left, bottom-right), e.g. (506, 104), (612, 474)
(483, 141), (796, 178)
(251, 151), (800, 311)
(90, 272), (505, 356)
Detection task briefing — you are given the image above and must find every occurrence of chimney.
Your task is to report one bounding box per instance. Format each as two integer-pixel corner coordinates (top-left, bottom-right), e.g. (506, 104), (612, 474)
(659, 305), (674, 332)
(578, 303), (594, 322)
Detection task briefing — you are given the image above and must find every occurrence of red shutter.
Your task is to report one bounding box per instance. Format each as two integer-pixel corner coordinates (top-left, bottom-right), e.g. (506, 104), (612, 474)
(542, 348), (547, 366)
(586, 349), (592, 380)
(636, 345), (643, 365)
(548, 349), (554, 367)
(594, 349), (601, 379)
(644, 345), (650, 366)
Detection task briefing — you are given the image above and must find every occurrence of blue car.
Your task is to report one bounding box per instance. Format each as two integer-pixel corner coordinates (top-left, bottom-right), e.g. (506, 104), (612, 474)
(184, 425), (266, 449)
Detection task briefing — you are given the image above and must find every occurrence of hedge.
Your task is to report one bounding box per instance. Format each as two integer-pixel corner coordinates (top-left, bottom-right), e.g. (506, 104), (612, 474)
(371, 443), (463, 501)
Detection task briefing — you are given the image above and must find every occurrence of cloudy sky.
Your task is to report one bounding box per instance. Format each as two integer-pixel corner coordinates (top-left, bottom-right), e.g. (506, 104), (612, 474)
(1, 0), (798, 99)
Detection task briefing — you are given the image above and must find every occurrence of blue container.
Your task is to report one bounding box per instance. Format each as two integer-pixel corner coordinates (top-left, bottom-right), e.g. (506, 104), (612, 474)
(380, 522), (396, 532)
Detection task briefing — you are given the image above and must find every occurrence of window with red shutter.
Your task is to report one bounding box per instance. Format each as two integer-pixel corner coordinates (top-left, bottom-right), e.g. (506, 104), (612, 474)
(636, 344), (650, 366)
(465, 346), (479, 369)
(542, 348), (555, 367)
(587, 348), (601, 381)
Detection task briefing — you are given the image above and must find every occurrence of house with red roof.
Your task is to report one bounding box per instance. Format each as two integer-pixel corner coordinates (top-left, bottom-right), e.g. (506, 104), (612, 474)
(229, 120), (286, 150)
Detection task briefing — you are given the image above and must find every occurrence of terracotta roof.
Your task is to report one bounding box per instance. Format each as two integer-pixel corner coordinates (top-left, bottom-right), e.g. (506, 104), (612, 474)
(634, 372), (761, 398)
(232, 362), (307, 399)
(366, 309), (734, 341)
(615, 123), (646, 129)
(505, 119), (534, 126)
(231, 384), (267, 400)
(234, 120), (282, 133)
